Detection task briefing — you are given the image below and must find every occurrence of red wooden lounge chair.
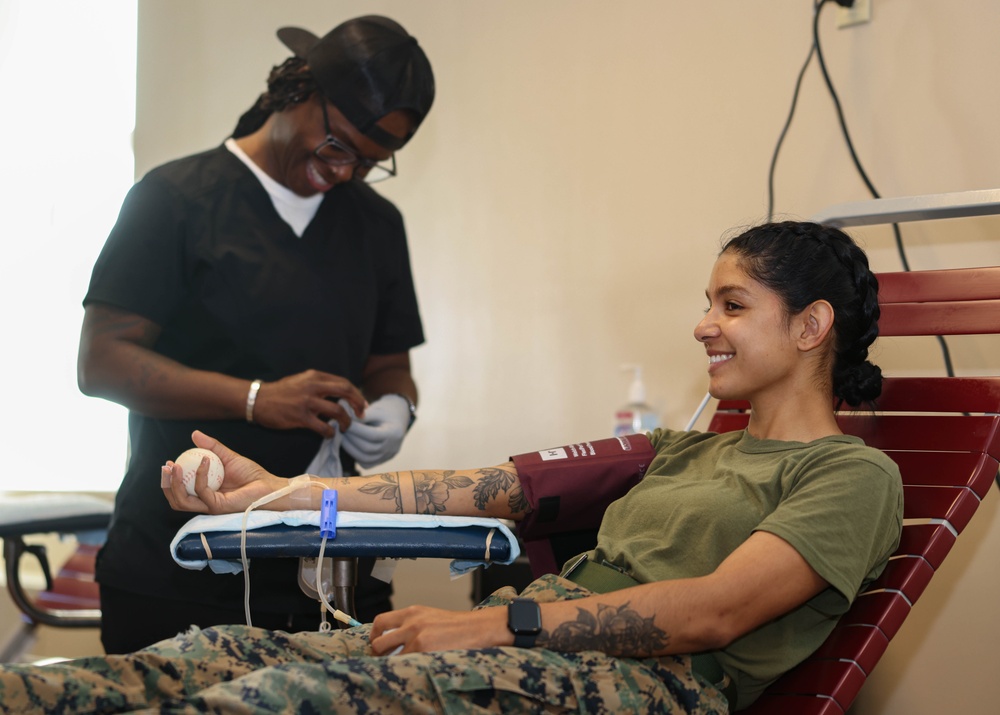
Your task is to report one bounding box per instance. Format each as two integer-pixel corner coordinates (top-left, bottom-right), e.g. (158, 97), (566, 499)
(739, 264), (1000, 714)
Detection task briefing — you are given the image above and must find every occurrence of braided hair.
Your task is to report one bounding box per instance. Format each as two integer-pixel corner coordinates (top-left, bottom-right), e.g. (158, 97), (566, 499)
(231, 57), (318, 138)
(721, 221), (882, 407)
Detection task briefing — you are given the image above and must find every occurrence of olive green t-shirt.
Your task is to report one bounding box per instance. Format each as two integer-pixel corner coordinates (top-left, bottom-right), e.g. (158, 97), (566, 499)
(592, 428), (903, 709)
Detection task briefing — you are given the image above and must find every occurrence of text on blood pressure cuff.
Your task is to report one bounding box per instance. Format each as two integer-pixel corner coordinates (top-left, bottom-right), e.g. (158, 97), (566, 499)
(511, 434), (654, 540)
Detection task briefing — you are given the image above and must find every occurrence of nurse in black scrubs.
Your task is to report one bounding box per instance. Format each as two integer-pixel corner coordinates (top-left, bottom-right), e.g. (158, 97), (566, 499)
(77, 15), (435, 653)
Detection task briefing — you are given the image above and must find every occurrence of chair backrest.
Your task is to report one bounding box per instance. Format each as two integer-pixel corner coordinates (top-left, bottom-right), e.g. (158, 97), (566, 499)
(729, 266), (1000, 714)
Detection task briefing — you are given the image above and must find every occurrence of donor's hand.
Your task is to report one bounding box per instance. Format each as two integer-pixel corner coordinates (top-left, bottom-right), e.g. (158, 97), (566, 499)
(162, 430), (284, 514)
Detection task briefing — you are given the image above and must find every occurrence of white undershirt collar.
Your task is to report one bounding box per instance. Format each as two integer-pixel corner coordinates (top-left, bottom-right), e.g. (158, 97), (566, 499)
(225, 137), (323, 237)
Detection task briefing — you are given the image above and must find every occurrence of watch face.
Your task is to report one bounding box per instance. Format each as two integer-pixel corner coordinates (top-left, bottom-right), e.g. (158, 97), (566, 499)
(509, 598), (542, 633)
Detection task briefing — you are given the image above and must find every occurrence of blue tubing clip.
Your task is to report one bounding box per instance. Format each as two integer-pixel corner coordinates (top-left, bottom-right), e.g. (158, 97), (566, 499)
(320, 489), (338, 539)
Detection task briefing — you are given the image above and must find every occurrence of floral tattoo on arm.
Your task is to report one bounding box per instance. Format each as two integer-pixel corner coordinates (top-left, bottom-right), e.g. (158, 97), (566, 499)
(355, 465), (528, 516)
(473, 466), (529, 515)
(412, 471), (473, 514)
(537, 602), (670, 657)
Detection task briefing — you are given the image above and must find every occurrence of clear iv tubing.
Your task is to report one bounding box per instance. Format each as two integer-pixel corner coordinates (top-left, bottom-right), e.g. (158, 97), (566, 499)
(238, 476), (361, 630)
(316, 490), (362, 631)
(315, 536), (363, 631)
(239, 475), (327, 628)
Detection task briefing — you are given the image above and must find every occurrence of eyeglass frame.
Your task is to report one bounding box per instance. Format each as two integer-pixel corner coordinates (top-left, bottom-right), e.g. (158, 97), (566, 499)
(314, 100), (397, 183)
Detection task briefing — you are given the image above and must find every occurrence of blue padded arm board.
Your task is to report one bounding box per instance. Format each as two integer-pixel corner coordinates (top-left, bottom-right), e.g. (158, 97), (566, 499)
(175, 524), (512, 562)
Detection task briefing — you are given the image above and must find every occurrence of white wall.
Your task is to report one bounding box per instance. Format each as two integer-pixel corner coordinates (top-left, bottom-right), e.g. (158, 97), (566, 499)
(128, 1), (1000, 712)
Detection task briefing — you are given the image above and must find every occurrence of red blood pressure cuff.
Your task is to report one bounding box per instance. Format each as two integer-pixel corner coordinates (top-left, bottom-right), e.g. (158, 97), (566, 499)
(511, 434), (655, 542)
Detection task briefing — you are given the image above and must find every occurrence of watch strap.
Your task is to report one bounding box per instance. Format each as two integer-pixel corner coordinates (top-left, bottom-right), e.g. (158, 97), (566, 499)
(513, 631), (538, 648)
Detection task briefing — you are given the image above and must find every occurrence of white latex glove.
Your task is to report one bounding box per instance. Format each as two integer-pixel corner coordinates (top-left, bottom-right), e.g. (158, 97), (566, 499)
(342, 394), (412, 469)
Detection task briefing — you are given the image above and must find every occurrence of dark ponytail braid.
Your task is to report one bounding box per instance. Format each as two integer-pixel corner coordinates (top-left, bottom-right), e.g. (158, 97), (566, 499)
(721, 221), (882, 407)
(231, 57), (318, 138)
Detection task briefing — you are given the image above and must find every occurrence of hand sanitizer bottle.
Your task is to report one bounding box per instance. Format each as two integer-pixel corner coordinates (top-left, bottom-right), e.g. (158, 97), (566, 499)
(614, 365), (660, 437)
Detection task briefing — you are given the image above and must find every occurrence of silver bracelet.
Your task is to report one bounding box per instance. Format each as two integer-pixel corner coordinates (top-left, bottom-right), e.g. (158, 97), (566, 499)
(245, 379), (262, 423)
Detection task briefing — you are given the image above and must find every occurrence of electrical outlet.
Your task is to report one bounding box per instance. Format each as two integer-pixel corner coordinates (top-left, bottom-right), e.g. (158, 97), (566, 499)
(837, 0), (872, 28)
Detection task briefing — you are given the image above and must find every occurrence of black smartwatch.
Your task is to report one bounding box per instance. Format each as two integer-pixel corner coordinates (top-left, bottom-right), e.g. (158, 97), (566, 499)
(507, 598), (542, 648)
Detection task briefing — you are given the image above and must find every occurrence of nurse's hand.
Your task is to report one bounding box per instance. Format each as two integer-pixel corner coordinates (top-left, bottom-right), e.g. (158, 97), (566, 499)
(162, 430), (284, 514)
(249, 370), (368, 437)
(342, 394), (411, 468)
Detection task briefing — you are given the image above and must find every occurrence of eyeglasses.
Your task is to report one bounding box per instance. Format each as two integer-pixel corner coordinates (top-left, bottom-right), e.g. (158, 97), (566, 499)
(315, 101), (397, 183)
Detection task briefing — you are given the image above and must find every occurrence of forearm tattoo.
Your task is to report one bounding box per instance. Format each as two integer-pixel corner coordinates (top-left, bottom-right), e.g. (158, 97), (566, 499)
(538, 602), (670, 657)
(472, 466), (529, 515)
(355, 466), (528, 516)
(358, 474), (405, 512)
(412, 470), (473, 514)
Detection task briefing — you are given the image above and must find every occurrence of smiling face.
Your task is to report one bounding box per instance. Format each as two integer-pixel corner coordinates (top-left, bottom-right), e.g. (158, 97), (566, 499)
(694, 252), (804, 405)
(262, 95), (413, 197)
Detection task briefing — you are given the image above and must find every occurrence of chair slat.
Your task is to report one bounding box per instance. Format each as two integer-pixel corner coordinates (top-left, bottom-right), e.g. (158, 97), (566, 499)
(877, 376), (1000, 414)
(902, 485), (981, 534)
(896, 522), (957, 570)
(759, 659), (866, 709)
(743, 693), (845, 715)
(711, 414), (1000, 459)
(869, 556), (934, 605)
(707, 412), (750, 434)
(715, 378), (1000, 420)
(877, 266), (1000, 303)
(887, 451), (997, 496)
(837, 414), (1000, 457)
(32, 543), (101, 613)
(714, 399), (750, 412)
(841, 591), (911, 640)
(810, 625), (888, 674)
(879, 300), (1000, 336)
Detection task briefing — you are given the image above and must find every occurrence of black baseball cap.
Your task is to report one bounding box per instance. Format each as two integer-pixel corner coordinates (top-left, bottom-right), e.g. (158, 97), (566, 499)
(277, 16), (435, 151)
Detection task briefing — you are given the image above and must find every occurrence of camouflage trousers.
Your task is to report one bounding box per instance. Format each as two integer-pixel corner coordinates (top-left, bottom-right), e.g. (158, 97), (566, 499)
(0, 574), (729, 714)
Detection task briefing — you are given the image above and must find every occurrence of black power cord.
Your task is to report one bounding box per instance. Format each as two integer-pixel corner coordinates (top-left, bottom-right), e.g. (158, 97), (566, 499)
(811, 1), (912, 270)
(765, 37), (815, 222)
(768, 0), (957, 376)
